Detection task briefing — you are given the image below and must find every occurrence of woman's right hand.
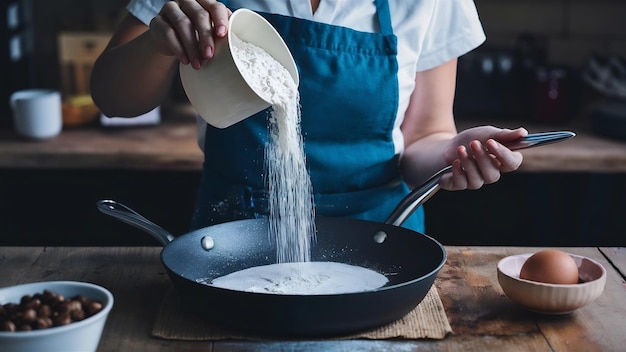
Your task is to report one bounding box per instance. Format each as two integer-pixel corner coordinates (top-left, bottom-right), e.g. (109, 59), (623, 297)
(149, 0), (232, 69)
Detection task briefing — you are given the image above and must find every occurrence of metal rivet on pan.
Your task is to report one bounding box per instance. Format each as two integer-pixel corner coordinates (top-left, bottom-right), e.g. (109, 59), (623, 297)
(373, 231), (387, 244)
(201, 236), (215, 251)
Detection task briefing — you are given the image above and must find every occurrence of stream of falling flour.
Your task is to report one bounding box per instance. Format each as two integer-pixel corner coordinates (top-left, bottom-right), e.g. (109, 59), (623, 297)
(230, 33), (315, 264)
(205, 34), (388, 295)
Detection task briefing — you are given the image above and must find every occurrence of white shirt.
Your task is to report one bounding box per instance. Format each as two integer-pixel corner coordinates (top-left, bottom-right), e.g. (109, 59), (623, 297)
(127, 0), (486, 153)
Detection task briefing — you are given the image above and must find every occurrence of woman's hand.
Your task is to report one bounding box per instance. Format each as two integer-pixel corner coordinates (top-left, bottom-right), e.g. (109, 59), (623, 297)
(92, 1), (231, 117)
(400, 60), (527, 192)
(438, 126), (527, 191)
(149, 0), (231, 69)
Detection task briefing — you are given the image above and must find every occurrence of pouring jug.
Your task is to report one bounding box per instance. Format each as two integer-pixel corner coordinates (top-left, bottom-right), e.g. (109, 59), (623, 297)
(180, 9), (299, 129)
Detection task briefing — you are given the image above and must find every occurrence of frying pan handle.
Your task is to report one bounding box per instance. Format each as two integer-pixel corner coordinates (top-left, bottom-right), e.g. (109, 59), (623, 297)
(96, 199), (175, 246)
(385, 166), (450, 227)
(384, 131), (576, 227)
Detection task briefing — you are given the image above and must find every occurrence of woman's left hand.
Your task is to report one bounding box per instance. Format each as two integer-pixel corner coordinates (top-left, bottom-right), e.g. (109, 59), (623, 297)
(438, 126), (527, 191)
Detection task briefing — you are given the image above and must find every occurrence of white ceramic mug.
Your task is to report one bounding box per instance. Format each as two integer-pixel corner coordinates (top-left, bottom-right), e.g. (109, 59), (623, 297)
(10, 89), (62, 139)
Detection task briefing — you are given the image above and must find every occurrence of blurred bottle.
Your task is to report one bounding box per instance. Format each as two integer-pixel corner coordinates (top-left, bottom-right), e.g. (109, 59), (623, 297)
(1, 0), (35, 129)
(530, 66), (571, 124)
(454, 47), (516, 120)
(514, 33), (547, 119)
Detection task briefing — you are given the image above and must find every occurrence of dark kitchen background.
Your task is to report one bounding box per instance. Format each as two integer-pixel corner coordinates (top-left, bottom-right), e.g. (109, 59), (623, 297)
(1, 0), (625, 246)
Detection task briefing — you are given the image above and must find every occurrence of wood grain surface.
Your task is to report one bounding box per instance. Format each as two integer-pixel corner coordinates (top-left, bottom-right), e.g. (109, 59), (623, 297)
(1, 246), (624, 351)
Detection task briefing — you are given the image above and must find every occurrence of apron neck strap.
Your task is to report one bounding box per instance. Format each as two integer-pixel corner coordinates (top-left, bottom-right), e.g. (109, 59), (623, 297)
(222, 1), (394, 35)
(374, 0), (393, 35)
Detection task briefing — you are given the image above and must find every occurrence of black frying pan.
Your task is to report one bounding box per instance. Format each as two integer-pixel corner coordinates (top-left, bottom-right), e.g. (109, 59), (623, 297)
(97, 131), (574, 336)
(97, 201), (446, 336)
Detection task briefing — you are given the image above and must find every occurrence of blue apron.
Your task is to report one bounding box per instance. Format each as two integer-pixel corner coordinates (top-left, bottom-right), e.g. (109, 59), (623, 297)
(191, 0), (425, 233)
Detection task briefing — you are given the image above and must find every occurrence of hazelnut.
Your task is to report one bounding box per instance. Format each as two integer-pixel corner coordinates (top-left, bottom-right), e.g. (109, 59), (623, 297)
(85, 301), (103, 316)
(21, 308), (37, 323)
(35, 317), (53, 329)
(37, 304), (51, 318)
(53, 312), (72, 326)
(1, 320), (16, 332)
(1, 289), (104, 332)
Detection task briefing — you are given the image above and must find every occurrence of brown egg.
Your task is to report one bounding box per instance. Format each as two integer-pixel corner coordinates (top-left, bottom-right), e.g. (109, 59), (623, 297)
(520, 249), (579, 284)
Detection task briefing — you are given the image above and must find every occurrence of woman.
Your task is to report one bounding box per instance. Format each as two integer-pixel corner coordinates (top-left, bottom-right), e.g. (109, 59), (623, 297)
(91, 0), (526, 233)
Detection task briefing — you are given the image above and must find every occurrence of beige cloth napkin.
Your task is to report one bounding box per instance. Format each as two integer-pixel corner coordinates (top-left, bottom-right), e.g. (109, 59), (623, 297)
(152, 286), (452, 341)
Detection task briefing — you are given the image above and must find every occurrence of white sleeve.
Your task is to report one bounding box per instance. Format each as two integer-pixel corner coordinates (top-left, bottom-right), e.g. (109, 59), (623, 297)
(415, 0), (486, 72)
(126, 0), (168, 25)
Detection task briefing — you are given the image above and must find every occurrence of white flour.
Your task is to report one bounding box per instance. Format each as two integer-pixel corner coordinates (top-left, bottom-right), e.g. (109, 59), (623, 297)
(212, 35), (388, 296)
(211, 261), (389, 295)
(231, 33), (316, 263)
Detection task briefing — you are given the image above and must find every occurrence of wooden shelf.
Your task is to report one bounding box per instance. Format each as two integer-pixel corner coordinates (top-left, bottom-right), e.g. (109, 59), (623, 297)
(0, 105), (203, 171)
(1, 106), (625, 172)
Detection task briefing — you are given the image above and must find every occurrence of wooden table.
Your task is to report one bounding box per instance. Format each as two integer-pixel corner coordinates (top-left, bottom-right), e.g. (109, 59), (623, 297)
(1, 246), (624, 351)
(1, 104), (626, 172)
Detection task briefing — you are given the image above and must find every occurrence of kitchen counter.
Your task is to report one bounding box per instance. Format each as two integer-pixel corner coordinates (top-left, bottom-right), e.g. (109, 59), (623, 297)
(0, 105), (203, 171)
(1, 246), (624, 351)
(1, 105), (626, 172)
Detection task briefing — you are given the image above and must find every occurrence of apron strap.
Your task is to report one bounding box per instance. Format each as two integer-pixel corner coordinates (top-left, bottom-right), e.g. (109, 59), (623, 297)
(374, 0), (394, 36)
(222, 0), (393, 36)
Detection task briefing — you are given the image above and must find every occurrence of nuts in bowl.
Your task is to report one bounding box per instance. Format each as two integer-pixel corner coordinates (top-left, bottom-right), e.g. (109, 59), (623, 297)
(0, 281), (113, 352)
(497, 251), (606, 314)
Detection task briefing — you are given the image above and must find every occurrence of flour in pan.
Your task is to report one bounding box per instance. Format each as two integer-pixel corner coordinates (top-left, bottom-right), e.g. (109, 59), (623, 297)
(210, 261), (389, 295)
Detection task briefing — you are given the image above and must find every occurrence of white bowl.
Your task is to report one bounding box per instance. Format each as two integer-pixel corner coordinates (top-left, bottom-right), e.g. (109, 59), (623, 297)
(180, 8), (299, 129)
(0, 281), (113, 352)
(497, 253), (606, 314)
